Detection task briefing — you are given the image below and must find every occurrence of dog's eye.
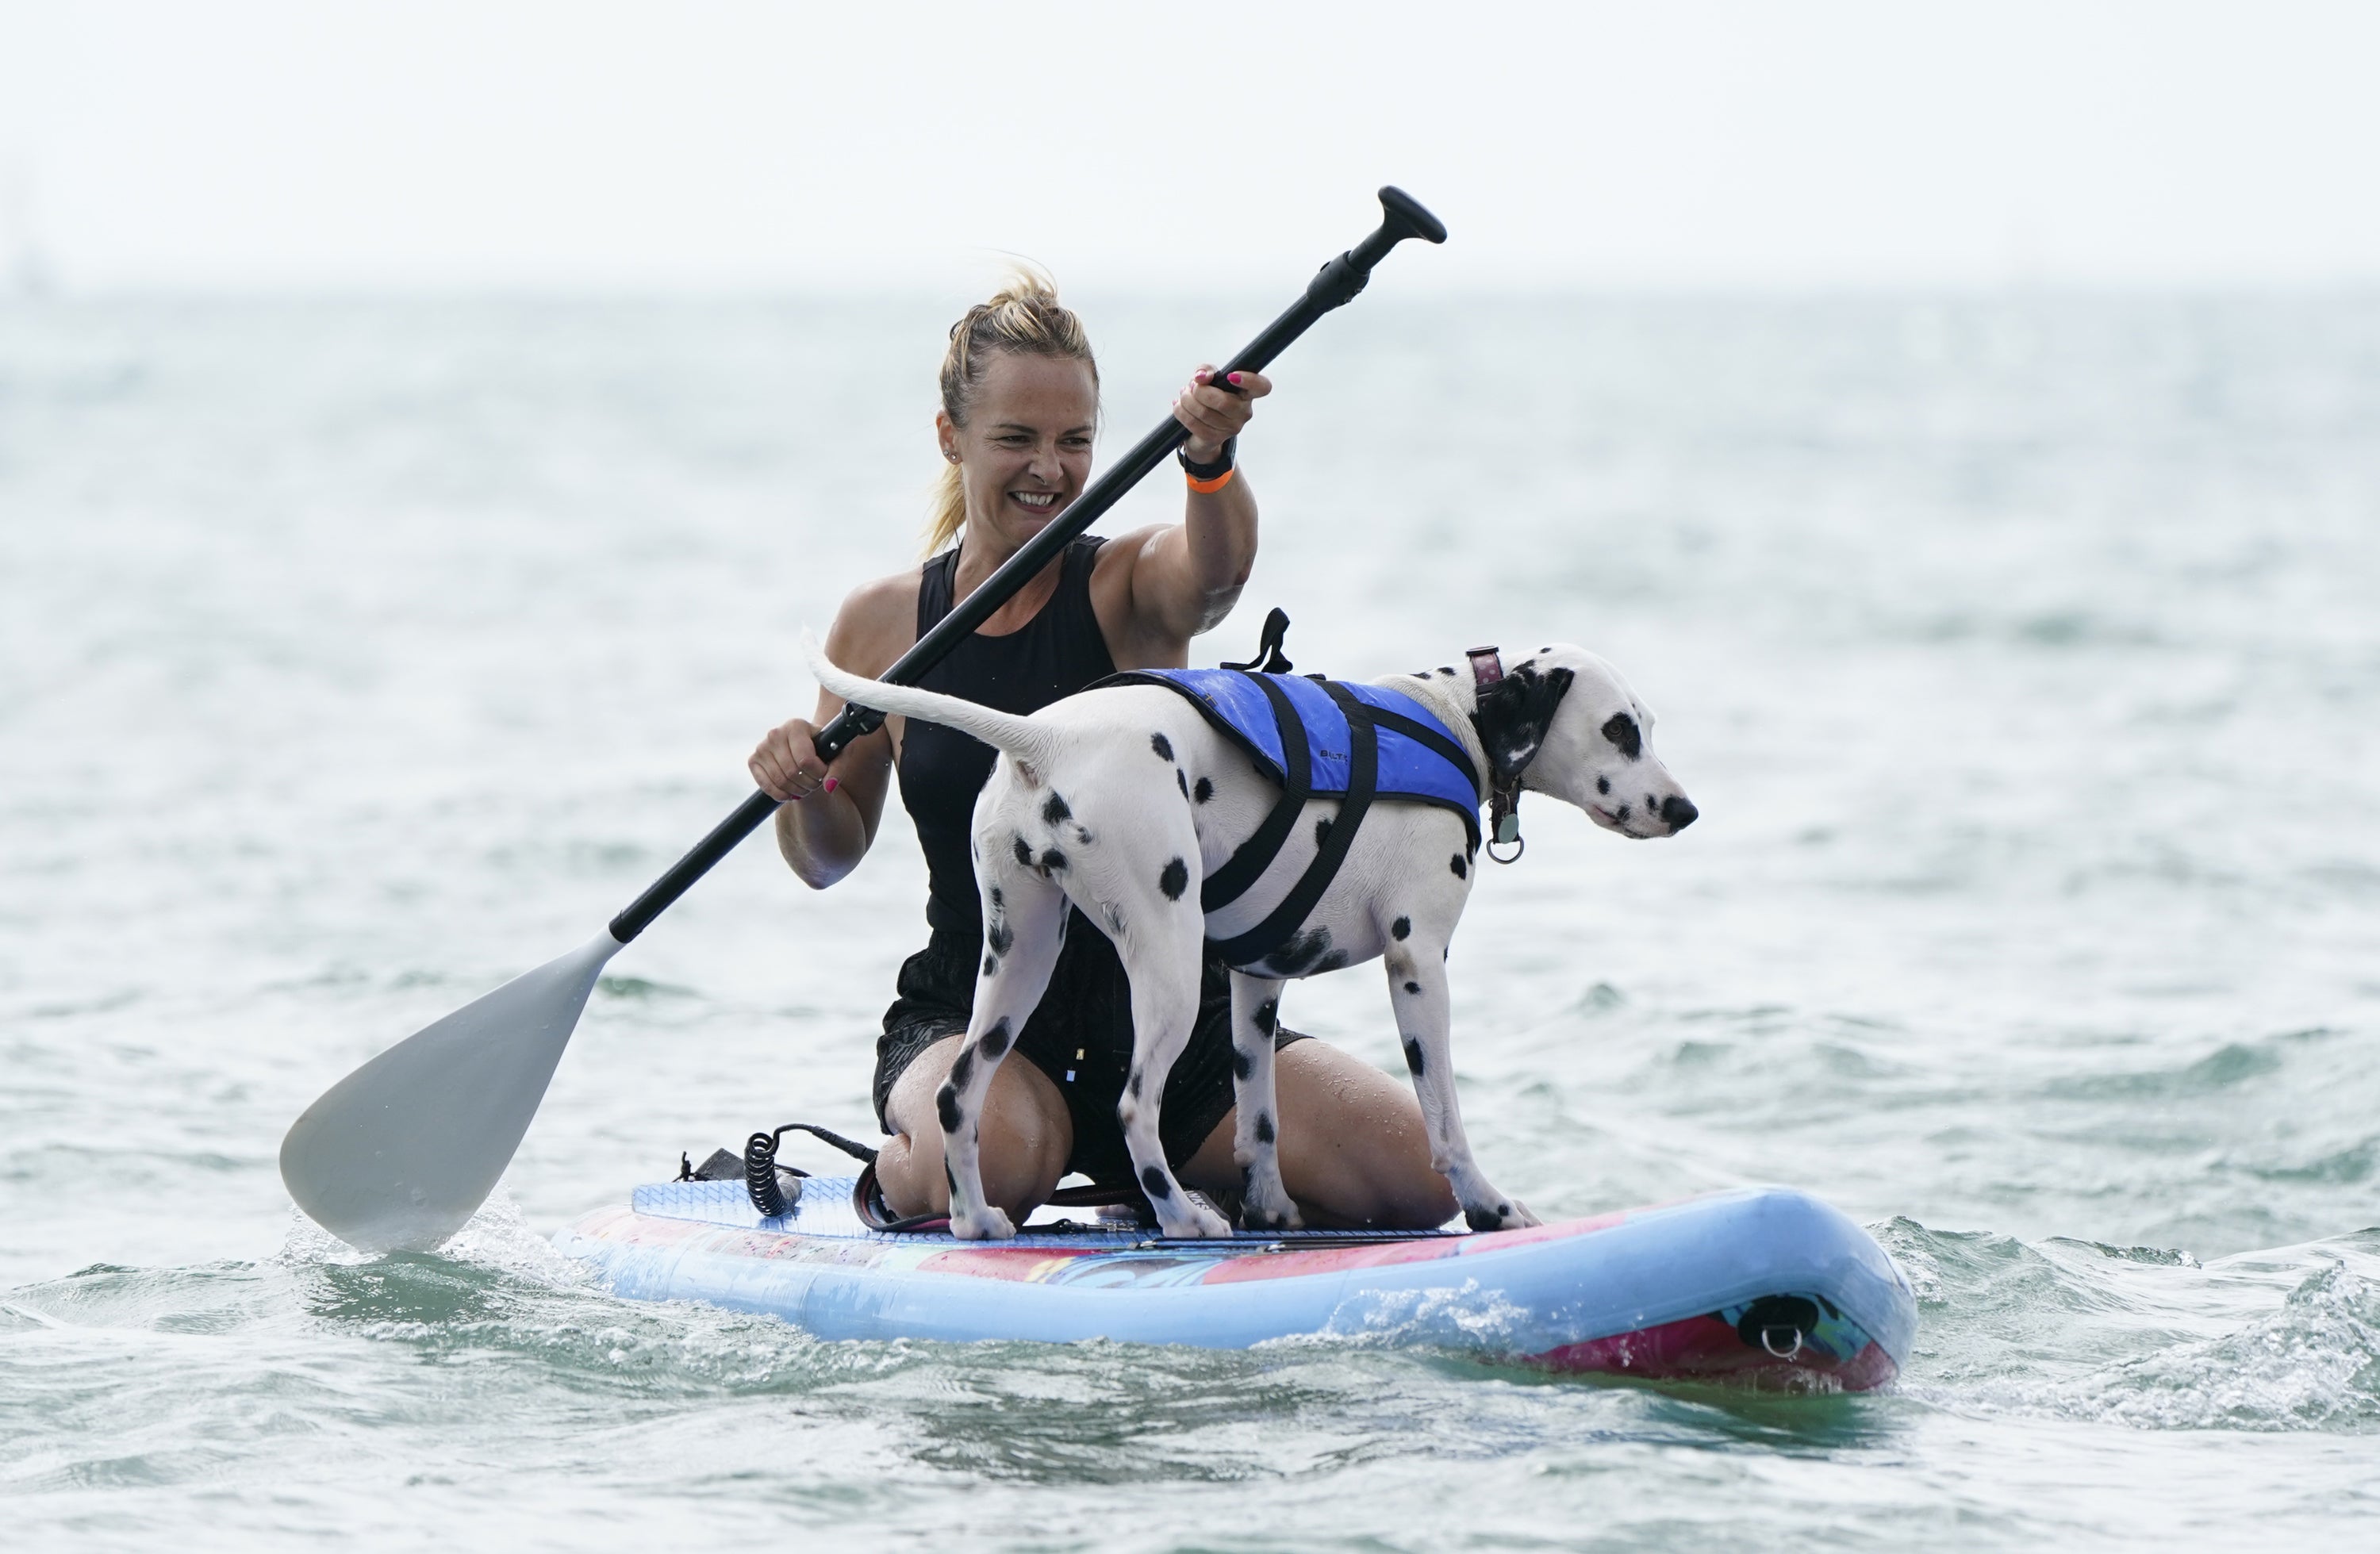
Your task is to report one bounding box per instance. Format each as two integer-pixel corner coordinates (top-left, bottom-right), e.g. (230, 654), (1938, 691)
(1601, 712), (1642, 760)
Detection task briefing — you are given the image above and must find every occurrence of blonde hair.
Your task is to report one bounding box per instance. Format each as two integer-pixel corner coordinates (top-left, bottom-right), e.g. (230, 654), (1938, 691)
(925, 266), (1098, 556)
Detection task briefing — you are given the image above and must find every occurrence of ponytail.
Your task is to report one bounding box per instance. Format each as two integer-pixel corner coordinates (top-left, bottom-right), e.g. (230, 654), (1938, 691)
(924, 264), (1097, 556)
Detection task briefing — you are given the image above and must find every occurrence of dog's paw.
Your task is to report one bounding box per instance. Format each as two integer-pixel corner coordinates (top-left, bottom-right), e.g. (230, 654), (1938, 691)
(1156, 1195), (1235, 1240)
(1238, 1201), (1303, 1233)
(948, 1205), (1016, 1241)
(1461, 1198), (1536, 1234)
(1238, 1176), (1303, 1232)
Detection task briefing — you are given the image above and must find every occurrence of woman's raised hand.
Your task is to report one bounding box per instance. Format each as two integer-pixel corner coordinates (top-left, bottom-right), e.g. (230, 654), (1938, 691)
(1173, 366), (1271, 461)
(750, 717), (836, 804)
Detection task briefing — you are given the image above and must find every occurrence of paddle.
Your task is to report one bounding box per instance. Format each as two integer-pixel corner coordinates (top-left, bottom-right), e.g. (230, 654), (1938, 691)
(280, 186), (1449, 1253)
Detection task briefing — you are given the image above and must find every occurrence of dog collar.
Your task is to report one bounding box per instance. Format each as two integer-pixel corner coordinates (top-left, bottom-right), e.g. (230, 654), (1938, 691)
(1466, 647), (1526, 862)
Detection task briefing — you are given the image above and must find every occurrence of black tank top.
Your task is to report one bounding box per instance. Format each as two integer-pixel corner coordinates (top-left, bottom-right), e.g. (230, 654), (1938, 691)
(897, 535), (1115, 938)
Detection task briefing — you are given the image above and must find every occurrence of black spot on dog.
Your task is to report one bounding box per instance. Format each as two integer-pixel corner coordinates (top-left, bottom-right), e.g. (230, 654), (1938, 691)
(1150, 732), (1174, 762)
(1645, 792), (1657, 811)
(1159, 858), (1188, 900)
(986, 918), (1013, 957)
(944, 1160), (959, 1195)
(977, 1019), (1011, 1058)
(1314, 817), (1331, 846)
(1177, 768), (1189, 799)
(1403, 980), (1422, 995)
(1012, 835), (1033, 867)
(988, 885), (1003, 907)
(1193, 776), (1214, 804)
(981, 954), (998, 977)
(1392, 915), (1411, 940)
(949, 1048), (975, 1092)
(1039, 848), (1068, 872)
(1403, 1038), (1426, 1076)
(935, 1084), (962, 1134)
(1253, 998), (1279, 1036)
(1464, 1206), (1509, 1232)
(1254, 1112), (1275, 1145)
(1596, 775), (1610, 796)
(1601, 712), (1643, 760)
(1312, 950), (1349, 973)
(1614, 804), (1630, 823)
(1450, 853), (1467, 879)
(1128, 1069), (1142, 1099)
(1438, 666), (1456, 677)
(1139, 1165), (1172, 1199)
(1042, 792), (1070, 825)
(1264, 927), (1334, 977)
(1231, 1044), (1253, 1080)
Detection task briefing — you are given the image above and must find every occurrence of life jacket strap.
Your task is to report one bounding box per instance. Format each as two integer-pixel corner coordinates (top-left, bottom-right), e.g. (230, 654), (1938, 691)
(1200, 673), (1312, 911)
(1207, 681), (1380, 969)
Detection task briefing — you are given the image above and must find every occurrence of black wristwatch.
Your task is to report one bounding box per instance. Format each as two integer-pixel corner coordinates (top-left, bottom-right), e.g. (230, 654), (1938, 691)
(1177, 437), (1237, 480)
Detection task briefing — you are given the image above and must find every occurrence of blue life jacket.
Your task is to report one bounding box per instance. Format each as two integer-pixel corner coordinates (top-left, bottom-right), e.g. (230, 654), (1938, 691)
(1105, 667), (1483, 971)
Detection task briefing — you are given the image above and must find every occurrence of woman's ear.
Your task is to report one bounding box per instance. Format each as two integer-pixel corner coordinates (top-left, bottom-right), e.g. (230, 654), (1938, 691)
(935, 409), (962, 464)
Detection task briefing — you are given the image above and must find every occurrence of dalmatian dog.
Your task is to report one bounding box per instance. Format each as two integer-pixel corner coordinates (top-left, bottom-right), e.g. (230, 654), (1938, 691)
(804, 636), (1696, 1241)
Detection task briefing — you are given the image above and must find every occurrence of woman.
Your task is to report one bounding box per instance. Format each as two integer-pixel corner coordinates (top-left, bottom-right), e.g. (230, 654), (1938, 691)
(749, 274), (1456, 1229)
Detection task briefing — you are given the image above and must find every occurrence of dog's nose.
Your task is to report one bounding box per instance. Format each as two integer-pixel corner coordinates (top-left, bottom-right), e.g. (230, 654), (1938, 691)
(1660, 795), (1699, 832)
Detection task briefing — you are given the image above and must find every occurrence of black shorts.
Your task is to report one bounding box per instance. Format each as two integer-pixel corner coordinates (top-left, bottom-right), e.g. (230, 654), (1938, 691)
(873, 909), (1307, 1188)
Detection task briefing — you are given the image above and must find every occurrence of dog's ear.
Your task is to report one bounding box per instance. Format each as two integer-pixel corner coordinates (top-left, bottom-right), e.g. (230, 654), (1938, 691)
(1474, 665), (1575, 784)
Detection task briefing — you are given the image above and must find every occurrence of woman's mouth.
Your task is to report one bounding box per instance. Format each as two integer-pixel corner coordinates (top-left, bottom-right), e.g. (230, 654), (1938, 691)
(1009, 490), (1065, 513)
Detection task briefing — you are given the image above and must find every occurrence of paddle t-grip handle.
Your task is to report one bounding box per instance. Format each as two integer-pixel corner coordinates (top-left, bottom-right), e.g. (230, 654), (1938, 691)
(606, 186), (1446, 945)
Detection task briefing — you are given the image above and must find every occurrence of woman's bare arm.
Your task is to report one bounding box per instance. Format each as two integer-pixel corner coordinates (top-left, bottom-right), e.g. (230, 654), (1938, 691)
(750, 570), (916, 888)
(1100, 368), (1270, 662)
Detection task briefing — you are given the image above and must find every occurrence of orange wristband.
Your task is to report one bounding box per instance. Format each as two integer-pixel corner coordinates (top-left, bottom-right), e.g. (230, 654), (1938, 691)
(1185, 466), (1236, 495)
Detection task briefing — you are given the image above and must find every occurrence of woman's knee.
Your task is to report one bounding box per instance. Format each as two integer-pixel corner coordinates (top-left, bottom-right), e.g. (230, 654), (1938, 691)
(880, 1036), (1071, 1216)
(1274, 1042), (1459, 1229)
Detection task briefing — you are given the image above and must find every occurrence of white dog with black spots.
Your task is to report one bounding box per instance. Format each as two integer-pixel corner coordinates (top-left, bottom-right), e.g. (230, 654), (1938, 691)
(804, 637), (1696, 1240)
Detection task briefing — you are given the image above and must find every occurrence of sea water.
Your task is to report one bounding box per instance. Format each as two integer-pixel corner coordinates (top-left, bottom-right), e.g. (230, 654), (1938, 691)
(2, 292), (2376, 1549)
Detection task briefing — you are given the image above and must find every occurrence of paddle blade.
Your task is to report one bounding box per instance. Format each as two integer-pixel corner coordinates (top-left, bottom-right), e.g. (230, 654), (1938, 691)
(279, 930), (624, 1253)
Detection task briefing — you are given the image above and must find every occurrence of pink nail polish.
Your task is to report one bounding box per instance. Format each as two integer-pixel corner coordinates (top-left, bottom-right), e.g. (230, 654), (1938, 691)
(1228, 372), (1243, 386)
(823, 776), (839, 794)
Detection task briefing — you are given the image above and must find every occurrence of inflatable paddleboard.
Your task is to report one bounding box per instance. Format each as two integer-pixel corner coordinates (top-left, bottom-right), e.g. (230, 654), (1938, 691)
(555, 1178), (1915, 1390)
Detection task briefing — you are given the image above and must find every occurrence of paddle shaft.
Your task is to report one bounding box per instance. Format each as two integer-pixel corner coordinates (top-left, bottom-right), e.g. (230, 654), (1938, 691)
(607, 188), (1446, 944)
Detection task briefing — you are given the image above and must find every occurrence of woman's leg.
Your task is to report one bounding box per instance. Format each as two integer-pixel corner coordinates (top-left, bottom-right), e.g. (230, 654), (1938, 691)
(1180, 1040), (1459, 1230)
(878, 1033), (1073, 1219)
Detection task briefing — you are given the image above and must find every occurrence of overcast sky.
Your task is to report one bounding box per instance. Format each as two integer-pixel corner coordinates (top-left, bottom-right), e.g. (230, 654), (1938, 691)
(4, 0), (2376, 292)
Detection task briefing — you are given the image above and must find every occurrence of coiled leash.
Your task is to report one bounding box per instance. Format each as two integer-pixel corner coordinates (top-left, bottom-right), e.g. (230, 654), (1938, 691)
(688, 1121), (1159, 1234)
(716, 1122), (883, 1217)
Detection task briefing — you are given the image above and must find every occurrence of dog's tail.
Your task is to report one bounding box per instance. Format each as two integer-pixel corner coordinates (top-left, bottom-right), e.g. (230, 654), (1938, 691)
(801, 629), (1059, 776)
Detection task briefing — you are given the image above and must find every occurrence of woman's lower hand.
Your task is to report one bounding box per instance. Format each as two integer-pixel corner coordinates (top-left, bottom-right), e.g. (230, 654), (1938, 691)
(750, 718), (836, 804)
(1174, 365), (1271, 462)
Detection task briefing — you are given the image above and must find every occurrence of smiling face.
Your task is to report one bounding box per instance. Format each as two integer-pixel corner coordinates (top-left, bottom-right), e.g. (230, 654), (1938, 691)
(937, 351), (1098, 554)
(1508, 645), (1699, 839)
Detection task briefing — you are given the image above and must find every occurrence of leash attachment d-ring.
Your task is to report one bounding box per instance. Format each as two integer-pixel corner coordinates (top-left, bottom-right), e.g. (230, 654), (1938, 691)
(1485, 781), (1525, 864)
